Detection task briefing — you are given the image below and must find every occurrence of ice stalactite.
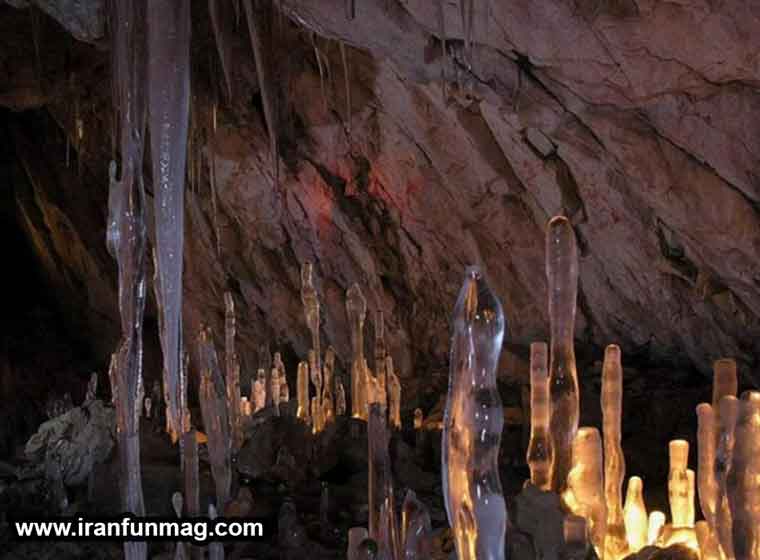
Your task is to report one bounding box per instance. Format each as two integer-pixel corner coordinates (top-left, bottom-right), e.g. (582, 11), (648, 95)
(564, 427), (606, 556)
(107, 0), (148, 555)
(623, 477), (648, 553)
(209, 0), (233, 101)
(242, 0), (280, 197)
(526, 341), (552, 490)
(401, 490), (432, 559)
(347, 283), (368, 420)
(147, 0), (191, 445)
(198, 327), (232, 510)
(546, 216), (580, 493)
(602, 345), (628, 560)
(442, 267), (507, 560)
(311, 34), (328, 113)
(460, 0), (474, 78)
(715, 396), (739, 559)
(224, 292), (243, 453)
(727, 391), (760, 559)
(340, 42), (352, 141)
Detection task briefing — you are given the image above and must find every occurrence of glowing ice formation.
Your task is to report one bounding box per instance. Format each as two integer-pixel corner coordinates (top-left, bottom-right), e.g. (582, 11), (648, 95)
(147, 0), (191, 445)
(697, 403), (718, 530)
(253, 369), (266, 413)
(198, 327), (232, 509)
(727, 391), (760, 560)
(623, 476), (648, 553)
(301, 263), (322, 377)
(347, 283), (368, 419)
(297, 361), (310, 421)
(668, 440), (691, 528)
(527, 341), (552, 491)
(374, 311), (388, 410)
(601, 345), (628, 560)
(336, 378), (347, 416)
(401, 489), (432, 559)
(565, 427), (606, 555)
(546, 216), (580, 493)
(387, 357), (401, 430)
(648, 511), (666, 545)
(715, 395), (739, 560)
(442, 267), (507, 560)
(696, 521), (721, 560)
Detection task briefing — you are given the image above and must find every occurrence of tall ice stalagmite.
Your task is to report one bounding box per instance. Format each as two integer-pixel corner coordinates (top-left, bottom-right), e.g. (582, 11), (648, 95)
(623, 476), (648, 553)
(715, 395), (739, 560)
(526, 341), (552, 490)
(546, 216), (580, 492)
(347, 283), (368, 419)
(668, 440), (691, 528)
(565, 427), (606, 555)
(147, 0), (191, 445)
(602, 345), (628, 560)
(442, 267), (507, 560)
(697, 403), (718, 531)
(107, 1), (148, 557)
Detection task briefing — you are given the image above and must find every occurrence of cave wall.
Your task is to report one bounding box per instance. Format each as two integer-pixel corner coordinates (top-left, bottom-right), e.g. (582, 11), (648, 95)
(1, 0), (759, 406)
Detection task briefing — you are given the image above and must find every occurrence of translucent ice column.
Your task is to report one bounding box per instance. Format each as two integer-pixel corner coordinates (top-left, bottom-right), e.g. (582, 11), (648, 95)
(647, 511), (666, 545)
(347, 283), (368, 419)
(402, 489), (432, 559)
(147, 0), (191, 445)
(669, 440), (691, 528)
(623, 476), (648, 553)
(727, 391), (760, 560)
(297, 361), (310, 421)
(387, 356), (401, 430)
(602, 345), (628, 560)
(442, 267), (507, 560)
(565, 427), (606, 555)
(253, 369), (266, 413)
(697, 403), (718, 530)
(198, 327), (232, 509)
(546, 216), (580, 492)
(527, 341), (553, 490)
(224, 292), (242, 453)
(696, 521), (721, 560)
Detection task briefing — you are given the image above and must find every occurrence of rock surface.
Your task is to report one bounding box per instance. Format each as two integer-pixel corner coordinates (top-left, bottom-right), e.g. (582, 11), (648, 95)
(1, 1), (759, 418)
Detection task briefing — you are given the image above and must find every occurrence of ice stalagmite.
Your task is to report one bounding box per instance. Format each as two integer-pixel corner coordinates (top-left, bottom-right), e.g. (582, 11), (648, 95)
(108, 0), (148, 555)
(387, 356), (401, 430)
(242, 0), (279, 195)
(147, 0), (191, 445)
(648, 512), (666, 545)
(697, 403), (718, 531)
(402, 490), (432, 559)
(727, 391), (760, 560)
(442, 267), (507, 560)
(715, 396), (739, 560)
(696, 521), (721, 560)
(565, 427), (606, 556)
(668, 440), (691, 527)
(253, 369), (266, 413)
(602, 345), (628, 560)
(368, 399), (399, 559)
(259, 345), (273, 408)
(375, 310), (387, 401)
(309, 350), (322, 428)
(347, 284), (368, 419)
(224, 292), (242, 453)
(527, 341), (553, 491)
(623, 476), (648, 553)
(713, 360), (738, 429)
(198, 327), (232, 509)
(297, 361), (310, 421)
(336, 377), (347, 416)
(546, 216), (580, 492)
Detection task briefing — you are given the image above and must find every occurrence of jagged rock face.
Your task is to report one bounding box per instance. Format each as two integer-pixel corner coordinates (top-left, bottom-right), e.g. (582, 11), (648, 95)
(2, 0), (760, 403)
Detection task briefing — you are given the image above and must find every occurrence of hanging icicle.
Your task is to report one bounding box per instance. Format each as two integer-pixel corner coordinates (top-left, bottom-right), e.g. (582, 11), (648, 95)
(339, 42), (352, 143)
(209, 0), (233, 102)
(243, 0), (280, 201)
(147, 0), (192, 445)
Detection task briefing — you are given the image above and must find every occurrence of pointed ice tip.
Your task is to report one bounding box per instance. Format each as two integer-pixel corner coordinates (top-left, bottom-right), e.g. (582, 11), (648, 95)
(455, 266), (505, 333)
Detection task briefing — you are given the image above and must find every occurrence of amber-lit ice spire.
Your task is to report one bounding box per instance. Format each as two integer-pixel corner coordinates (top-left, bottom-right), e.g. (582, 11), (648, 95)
(526, 342), (552, 490)
(602, 345), (628, 560)
(564, 427), (606, 555)
(715, 395), (739, 560)
(623, 476), (647, 553)
(442, 267), (507, 560)
(668, 440), (691, 528)
(346, 283), (368, 419)
(297, 361), (310, 421)
(697, 403), (718, 530)
(546, 216), (580, 492)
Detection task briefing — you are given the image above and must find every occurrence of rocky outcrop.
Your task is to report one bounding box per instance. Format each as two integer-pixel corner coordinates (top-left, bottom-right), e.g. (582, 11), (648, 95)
(1, 0), (759, 407)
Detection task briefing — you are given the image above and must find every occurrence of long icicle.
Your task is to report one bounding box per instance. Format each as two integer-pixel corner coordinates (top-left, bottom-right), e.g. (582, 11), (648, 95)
(208, 0), (233, 102)
(147, 0), (192, 445)
(243, 0), (279, 201)
(107, 0), (148, 557)
(339, 42), (352, 142)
